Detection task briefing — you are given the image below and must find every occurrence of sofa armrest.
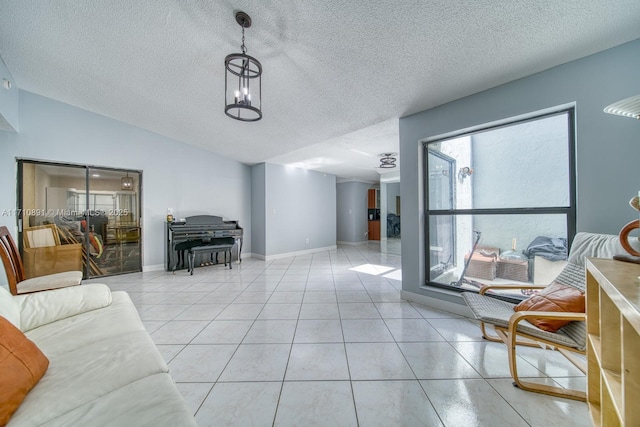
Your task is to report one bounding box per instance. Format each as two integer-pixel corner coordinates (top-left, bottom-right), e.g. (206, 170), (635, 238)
(15, 283), (113, 332)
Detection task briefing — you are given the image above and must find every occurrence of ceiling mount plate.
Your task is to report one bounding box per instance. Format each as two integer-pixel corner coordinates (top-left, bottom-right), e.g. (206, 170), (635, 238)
(235, 11), (252, 28)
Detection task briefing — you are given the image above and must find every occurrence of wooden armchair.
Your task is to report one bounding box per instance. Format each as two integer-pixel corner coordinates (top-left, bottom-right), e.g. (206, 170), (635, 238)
(23, 224), (83, 279)
(0, 226), (83, 295)
(461, 232), (623, 401)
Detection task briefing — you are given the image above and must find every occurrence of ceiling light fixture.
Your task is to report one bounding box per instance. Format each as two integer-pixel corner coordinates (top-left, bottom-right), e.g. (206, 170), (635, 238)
(121, 173), (134, 191)
(379, 153), (397, 168)
(224, 11), (262, 122)
(603, 95), (640, 120)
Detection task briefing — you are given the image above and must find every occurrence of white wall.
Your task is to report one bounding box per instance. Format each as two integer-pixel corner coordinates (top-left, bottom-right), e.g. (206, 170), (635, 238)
(0, 90), (252, 277)
(472, 114), (569, 250)
(400, 38), (640, 307)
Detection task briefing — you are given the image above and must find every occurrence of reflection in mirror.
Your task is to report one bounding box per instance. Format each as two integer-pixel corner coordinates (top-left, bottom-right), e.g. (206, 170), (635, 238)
(379, 179), (401, 256)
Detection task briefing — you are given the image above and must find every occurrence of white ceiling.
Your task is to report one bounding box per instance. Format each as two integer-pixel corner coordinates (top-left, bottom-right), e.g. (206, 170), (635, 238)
(2, 1), (640, 182)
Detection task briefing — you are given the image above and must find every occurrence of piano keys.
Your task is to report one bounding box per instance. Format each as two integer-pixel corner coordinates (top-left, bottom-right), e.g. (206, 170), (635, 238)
(165, 215), (243, 271)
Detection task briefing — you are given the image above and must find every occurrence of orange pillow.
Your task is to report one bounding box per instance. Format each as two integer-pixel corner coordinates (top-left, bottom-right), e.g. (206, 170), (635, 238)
(514, 282), (585, 332)
(0, 316), (49, 425)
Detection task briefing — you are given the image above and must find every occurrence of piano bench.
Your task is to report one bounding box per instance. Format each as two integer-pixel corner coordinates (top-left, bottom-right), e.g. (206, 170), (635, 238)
(187, 239), (235, 275)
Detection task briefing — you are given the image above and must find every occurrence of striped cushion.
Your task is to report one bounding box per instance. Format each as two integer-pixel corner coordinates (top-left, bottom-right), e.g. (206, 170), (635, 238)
(462, 289), (585, 351)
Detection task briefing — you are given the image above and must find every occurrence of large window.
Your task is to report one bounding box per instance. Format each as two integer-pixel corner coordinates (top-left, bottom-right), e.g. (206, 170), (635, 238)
(423, 109), (575, 298)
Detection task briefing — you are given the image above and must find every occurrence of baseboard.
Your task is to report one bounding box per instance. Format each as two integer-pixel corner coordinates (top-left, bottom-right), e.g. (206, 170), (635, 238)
(401, 289), (473, 318)
(253, 245), (338, 261)
(336, 240), (369, 246)
(142, 264), (164, 272)
(145, 253), (254, 272)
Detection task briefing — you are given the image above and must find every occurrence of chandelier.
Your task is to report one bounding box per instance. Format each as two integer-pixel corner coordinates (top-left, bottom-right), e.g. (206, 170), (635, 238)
(379, 153), (397, 168)
(224, 11), (262, 122)
(121, 173), (133, 190)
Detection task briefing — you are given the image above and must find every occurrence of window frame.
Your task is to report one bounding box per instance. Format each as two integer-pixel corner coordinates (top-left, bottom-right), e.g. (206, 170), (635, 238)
(421, 107), (577, 297)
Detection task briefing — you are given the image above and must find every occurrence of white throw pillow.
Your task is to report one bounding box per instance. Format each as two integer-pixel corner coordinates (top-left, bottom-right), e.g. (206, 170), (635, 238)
(0, 285), (21, 329)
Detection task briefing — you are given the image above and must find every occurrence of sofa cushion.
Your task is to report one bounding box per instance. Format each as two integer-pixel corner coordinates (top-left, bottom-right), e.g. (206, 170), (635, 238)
(8, 330), (168, 426)
(514, 281), (585, 332)
(15, 283), (112, 332)
(0, 316), (49, 425)
(0, 286), (20, 329)
(25, 291), (144, 358)
(41, 374), (197, 427)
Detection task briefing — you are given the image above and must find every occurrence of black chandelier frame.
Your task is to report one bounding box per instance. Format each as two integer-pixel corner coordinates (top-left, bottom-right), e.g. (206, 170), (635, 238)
(224, 11), (262, 122)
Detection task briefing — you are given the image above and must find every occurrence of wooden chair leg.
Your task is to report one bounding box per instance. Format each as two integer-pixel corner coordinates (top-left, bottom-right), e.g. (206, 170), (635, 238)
(496, 328), (586, 401)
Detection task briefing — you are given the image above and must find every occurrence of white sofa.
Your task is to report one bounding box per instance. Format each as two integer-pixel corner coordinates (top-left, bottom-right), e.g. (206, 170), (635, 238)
(0, 283), (197, 427)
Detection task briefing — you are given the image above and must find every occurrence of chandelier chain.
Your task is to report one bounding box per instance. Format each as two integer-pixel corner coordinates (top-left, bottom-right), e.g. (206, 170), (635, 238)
(241, 25), (247, 54)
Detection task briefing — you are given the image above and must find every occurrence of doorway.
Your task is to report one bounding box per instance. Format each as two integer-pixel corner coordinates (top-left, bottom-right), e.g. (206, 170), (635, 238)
(18, 160), (142, 279)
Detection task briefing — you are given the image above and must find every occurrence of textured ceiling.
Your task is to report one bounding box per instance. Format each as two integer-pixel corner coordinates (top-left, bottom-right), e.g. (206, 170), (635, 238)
(1, 1), (640, 182)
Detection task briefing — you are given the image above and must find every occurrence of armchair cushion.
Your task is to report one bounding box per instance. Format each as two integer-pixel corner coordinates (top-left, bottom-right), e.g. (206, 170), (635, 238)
(0, 316), (49, 425)
(514, 282), (585, 332)
(16, 271), (82, 294)
(567, 232), (626, 266)
(462, 290), (584, 349)
(15, 284), (112, 332)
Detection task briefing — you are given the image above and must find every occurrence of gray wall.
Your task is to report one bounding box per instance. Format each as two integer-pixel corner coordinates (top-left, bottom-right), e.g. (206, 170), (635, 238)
(400, 38), (640, 305)
(0, 90), (252, 275)
(251, 163), (266, 256)
(336, 181), (369, 243)
(264, 163), (337, 256)
(250, 163), (338, 258)
(386, 183), (400, 214)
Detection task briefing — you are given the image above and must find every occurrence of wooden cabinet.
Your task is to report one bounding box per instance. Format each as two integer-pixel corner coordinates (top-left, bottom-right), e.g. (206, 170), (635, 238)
(586, 258), (640, 426)
(368, 220), (380, 241)
(368, 189), (378, 209)
(367, 189), (380, 240)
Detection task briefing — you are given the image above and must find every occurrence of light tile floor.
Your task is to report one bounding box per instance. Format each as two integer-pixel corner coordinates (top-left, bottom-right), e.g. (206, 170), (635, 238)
(93, 244), (592, 427)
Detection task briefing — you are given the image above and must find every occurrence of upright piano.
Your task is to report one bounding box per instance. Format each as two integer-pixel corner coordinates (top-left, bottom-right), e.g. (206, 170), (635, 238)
(165, 215), (243, 271)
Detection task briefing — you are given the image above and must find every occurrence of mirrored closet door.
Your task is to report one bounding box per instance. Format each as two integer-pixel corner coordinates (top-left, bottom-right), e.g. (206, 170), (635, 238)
(18, 160), (142, 279)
